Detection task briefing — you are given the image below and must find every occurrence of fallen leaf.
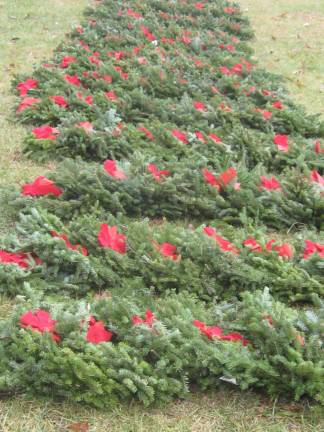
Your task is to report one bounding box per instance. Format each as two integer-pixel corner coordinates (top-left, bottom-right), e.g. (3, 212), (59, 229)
(295, 80), (305, 88)
(94, 291), (112, 300)
(66, 422), (89, 432)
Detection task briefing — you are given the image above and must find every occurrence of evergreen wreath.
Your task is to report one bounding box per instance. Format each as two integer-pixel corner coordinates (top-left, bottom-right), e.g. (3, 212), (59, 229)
(0, 0), (323, 407)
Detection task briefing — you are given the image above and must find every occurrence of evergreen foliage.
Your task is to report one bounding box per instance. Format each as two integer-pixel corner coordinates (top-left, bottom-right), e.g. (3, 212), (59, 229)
(0, 208), (323, 302)
(0, 290), (323, 407)
(0, 0), (323, 407)
(5, 155), (322, 230)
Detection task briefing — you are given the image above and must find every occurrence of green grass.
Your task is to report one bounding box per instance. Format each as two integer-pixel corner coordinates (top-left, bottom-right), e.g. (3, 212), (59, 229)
(238, 0), (324, 117)
(0, 391), (323, 432)
(0, 0), (88, 186)
(0, 0), (323, 430)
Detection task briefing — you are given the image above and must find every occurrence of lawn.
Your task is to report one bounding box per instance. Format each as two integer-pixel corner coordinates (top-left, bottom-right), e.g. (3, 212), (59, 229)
(238, 0), (324, 116)
(0, 0), (88, 187)
(0, 1), (323, 431)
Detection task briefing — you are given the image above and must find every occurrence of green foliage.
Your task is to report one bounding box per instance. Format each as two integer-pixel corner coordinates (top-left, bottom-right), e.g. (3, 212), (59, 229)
(1, 0), (323, 409)
(0, 290), (322, 406)
(4, 155), (323, 231)
(0, 208), (322, 303)
(13, 0), (324, 172)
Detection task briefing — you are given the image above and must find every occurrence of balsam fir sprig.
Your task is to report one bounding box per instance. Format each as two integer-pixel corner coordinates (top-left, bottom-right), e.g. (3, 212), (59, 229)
(0, 289), (322, 407)
(9, 156), (323, 230)
(0, 208), (322, 302)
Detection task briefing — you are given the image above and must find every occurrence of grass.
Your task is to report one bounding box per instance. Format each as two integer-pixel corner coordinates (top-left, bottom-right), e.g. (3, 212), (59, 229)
(0, 0), (88, 186)
(238, 0), (324, 117)
(0, 0), (323, 431)
(0, 391), (323, 432)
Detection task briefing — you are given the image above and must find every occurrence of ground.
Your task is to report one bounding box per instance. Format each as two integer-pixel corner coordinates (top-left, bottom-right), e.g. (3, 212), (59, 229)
(0, 1), (323, 430)
(239, 0), (324, 116)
